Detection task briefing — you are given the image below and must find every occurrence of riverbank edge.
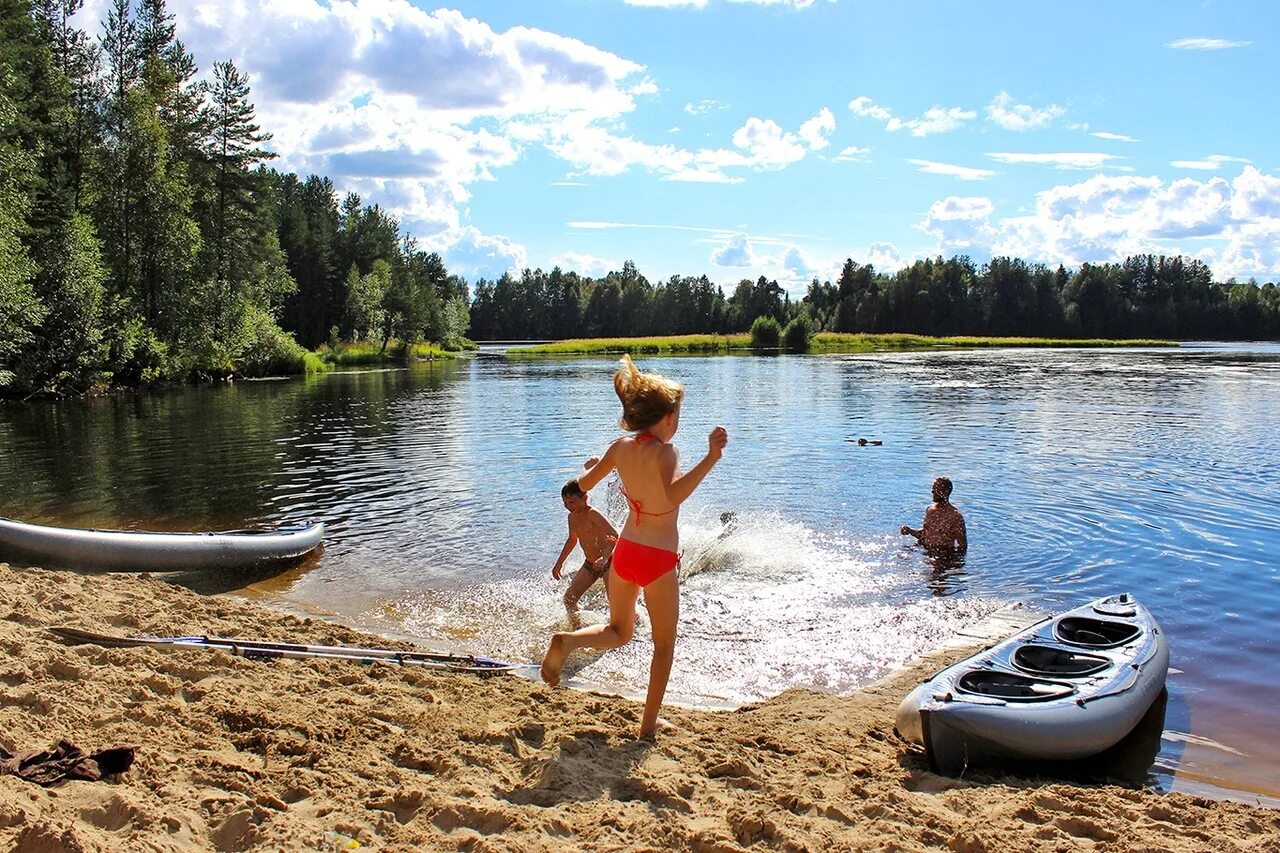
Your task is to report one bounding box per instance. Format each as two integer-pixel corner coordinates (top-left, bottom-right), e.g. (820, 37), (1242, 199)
(3, 562), (1276, 851)
(508, 332), (1179, 356)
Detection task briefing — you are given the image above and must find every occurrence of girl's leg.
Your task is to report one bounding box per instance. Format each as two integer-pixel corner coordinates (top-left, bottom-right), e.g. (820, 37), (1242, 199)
(638, 568), (679, 737)
(541, 570), (640, 686)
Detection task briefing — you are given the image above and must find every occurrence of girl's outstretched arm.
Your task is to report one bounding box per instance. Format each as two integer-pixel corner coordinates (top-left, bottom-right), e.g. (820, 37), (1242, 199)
(661, 426), (727, 507)
(577, 441), (619, 493)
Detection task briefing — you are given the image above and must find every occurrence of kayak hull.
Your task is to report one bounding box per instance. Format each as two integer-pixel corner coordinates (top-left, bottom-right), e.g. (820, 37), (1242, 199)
(896, 593), (1168, 775)
(0, 515), (324, 571)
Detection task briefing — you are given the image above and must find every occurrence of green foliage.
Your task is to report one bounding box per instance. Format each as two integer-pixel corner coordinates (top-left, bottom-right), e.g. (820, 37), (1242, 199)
(750, 315), (782, 349)
(782, 314), (814, 352)
(235, 306), (325, 377)
(513, 334), (748, 355)
(0, 71), (45, 387)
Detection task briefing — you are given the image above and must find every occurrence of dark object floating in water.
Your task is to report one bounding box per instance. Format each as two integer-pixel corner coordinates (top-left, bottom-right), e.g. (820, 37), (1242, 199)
(0, 515), (324, 572)
(849, 437), (883, 446)
(895, 593), (1168, 776)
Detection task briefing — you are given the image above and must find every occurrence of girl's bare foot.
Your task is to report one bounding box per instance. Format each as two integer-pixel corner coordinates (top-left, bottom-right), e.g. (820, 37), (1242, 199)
(638, 716), (676, 740)
(540, 634), (568, 686)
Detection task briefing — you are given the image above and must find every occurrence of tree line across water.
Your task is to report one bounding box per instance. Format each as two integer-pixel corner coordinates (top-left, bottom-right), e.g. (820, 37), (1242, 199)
(469, 255), (1280, 346)
(2, 2), (1278, 399)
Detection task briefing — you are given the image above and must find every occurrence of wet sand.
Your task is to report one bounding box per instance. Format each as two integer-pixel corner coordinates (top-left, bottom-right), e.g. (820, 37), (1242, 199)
(2, 562), (1277, 851)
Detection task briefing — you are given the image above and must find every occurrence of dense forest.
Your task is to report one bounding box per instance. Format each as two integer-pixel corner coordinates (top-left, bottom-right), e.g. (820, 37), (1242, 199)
(468, 255), (1280, 343)
(2, 2), (1278, 399)
(0, 0), (466, 397)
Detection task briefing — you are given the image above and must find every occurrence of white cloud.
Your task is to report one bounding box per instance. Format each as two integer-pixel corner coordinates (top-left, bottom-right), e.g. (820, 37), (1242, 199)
(685, 99), (729, 115)
(986, 152), (1121, 170)
(1091, 131), (1139, 143)
(1171, 154), (1252, 171)
(834, 146), (871, 163)
(625, 0), (708, 6)
(711, 234), (757, 267)
(442, 227), (528, 279)
(863, 242), (906, 272)
(914, 166), (1280, 279)
(782, 246), (816, 278)
(731, 117), (809, 168)
(906, 159), (997, 181)
(918, 197), (998, 256)
(986, 91), (1065, 132)
(1166, 37), (1250, 50)
(849, 96), (975, 137)
(797, 108), (836, 150)
(83, 0), (656, 276)
(550, 251), (619, 276)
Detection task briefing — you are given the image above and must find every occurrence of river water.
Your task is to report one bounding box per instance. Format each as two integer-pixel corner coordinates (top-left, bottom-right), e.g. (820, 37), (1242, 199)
(1, 343), (1277, 803)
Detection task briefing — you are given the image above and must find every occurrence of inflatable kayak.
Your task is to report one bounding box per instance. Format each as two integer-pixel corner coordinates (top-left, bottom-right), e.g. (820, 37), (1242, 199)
(896, 593), (1168, 775)
(0, 515), (323, 571)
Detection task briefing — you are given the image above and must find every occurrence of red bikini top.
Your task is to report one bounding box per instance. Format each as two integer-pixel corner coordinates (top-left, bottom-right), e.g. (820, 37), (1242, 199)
(618, 432), (676, 525)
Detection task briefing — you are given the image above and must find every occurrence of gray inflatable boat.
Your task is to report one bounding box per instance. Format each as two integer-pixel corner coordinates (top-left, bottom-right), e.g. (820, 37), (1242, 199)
(896, 593), (1168, 775)
(0, 515), (324, 572)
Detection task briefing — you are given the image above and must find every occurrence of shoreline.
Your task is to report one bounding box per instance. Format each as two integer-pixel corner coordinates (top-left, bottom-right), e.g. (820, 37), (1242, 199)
(2, 563), (1277, 850)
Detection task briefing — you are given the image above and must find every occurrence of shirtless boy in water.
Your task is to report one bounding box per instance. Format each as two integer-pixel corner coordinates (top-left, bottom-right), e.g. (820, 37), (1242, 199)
(552, 479), (619, 628)
(901, 477), (968, 552)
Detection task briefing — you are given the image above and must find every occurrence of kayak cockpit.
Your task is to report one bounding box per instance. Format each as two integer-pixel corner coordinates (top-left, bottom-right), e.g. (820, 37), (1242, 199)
(1012, 644), (1111, 677)
(956, 671), (1076, 702)
(1054, 616), (1141, 648)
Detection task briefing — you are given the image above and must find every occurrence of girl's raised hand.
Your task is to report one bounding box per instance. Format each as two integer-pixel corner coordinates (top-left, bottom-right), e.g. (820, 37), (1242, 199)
(708, 426), (728, 459)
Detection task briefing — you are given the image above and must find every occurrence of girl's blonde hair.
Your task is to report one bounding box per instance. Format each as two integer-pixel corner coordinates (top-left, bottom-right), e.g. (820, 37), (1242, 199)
(613, 354), (684, 431)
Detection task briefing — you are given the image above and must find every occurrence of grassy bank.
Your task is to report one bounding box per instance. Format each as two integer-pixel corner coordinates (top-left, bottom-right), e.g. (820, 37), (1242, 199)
(316, 340), (473, 365)
(509, 332), (1177, 355)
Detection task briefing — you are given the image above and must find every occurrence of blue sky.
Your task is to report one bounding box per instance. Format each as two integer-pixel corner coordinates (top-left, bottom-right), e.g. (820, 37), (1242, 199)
(79, 1), (1280, 291)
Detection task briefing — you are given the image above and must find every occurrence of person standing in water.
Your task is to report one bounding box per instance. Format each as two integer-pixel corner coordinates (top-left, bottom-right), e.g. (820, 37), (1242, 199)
(551, 479), (618, 629)
(540, 354), (728, 739)
(901, 477), (968, 552)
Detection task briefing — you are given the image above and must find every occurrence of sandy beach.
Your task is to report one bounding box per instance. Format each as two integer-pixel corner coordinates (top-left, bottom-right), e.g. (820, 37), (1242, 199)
(1, 562), (1277, 852)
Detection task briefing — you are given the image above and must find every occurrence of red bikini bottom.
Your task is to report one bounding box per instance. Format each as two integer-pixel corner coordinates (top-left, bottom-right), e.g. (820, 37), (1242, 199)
(610, 537), (679, 587)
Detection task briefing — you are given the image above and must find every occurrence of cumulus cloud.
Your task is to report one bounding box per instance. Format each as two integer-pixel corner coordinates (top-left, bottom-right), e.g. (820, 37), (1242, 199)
(863, 242), (906, 272)
(797, 108), (836, 150)
(914, 166), (1280, 279)
(986, 152), (1122, 170)
(917, 196), (998, 259)
(906, 159), (997, 181)
(1166, 37), (1250, 50)
(986, 91), (1064, 131)
(1171, 154), (1252, 171)
(549, 251), (619, 276)
(711, 234), (757, 267)
(442, 227), (528, 280)
(849, 96), (975, 137)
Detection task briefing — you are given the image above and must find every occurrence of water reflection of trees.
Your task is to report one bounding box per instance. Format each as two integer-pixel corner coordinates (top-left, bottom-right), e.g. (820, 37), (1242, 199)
(0, 363), (461, 530)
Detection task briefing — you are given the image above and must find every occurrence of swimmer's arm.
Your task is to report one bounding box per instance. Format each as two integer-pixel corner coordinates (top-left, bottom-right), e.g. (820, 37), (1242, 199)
(661, 428), (726, 507)
(954, 515), (967, 551)
(577, 442), (618, 493)
(552, 524), (578, 580)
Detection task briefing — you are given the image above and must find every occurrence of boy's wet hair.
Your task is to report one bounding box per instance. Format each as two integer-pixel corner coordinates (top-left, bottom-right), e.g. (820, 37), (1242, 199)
(935, 477), (953, 498)
(562, 479), (586, 499)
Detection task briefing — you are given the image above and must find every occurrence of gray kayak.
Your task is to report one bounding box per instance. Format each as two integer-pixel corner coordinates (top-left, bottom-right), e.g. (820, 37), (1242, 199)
(0, 515), (324, 572)
(895, 593), (1168, 775)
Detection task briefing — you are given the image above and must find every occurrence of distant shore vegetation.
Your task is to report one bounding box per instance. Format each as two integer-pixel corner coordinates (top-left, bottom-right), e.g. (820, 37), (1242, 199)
(510, 332), (1176, 356)
(2, 4), (1276, 398)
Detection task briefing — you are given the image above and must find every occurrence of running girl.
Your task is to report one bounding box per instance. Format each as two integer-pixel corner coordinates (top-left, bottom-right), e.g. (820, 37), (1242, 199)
(540, 355), (728, 738)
